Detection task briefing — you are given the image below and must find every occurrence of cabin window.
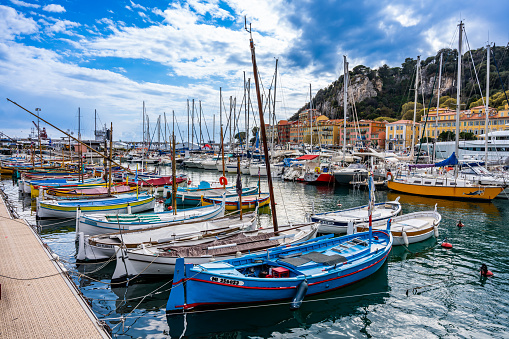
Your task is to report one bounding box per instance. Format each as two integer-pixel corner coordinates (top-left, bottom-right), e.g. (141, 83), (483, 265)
(413, 180), (421, 184)
(450, 182), (456, 185)
(424, 181), (432, 184)
(436, 181), (443, 185)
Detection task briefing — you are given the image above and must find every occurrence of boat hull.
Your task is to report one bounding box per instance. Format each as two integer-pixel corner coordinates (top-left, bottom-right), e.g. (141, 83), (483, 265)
(387, 180), (503, 201)
(166, 230), (391, 312)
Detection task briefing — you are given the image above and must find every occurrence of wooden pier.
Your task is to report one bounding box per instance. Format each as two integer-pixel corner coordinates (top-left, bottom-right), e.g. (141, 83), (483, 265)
(0, 196), (110, 338)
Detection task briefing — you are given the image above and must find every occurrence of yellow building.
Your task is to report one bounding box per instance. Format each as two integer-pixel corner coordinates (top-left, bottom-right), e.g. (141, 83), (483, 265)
(420, 106), (509, 138)
(385, 120), (421, 151)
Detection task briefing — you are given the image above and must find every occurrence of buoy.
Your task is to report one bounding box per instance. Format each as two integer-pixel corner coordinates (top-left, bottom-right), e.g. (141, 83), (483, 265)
(167, 205), (173, 211)
(457, 220), (464, 227)
(480, 264), (493, 277)
(402, 230), (409, 247)
(441, 240), (453, 249)
(219, 176), (228, 186)
(433, 225), (439, 238)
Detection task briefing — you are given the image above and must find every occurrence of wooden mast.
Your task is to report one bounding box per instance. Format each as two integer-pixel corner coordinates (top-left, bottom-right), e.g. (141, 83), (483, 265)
(108, 123), (112, 196)
(246, 18), (278, 231)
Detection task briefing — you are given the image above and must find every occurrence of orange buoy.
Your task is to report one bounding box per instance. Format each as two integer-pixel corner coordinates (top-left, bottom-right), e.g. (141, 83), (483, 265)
(219, 176), (228, 186)
(441, 241), (453, 249)
(457, 220), (464, 227)
(480, 264), (493, 277)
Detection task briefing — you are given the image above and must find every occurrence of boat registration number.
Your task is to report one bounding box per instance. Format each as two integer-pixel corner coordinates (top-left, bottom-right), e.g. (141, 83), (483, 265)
(210, 277), (244, 286)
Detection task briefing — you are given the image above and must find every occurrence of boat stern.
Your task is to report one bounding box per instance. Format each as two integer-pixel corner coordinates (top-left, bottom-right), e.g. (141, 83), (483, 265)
(166, 258), (188, 313)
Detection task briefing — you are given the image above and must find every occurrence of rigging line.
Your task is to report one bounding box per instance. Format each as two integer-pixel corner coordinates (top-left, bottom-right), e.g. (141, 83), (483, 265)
(416, 57), (439, 162)
(464, 28), (486, 106)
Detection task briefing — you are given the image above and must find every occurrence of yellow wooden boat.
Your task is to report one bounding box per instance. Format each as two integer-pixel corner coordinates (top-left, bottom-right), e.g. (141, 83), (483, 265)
(387, 177), (503, 201)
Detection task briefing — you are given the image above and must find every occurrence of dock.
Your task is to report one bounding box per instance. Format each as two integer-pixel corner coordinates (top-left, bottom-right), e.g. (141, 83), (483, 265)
(0, 195), (110, 338)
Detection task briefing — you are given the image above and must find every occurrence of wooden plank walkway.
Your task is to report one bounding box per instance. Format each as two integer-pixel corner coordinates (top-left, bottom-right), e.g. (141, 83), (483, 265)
(0, 196), (110, 338)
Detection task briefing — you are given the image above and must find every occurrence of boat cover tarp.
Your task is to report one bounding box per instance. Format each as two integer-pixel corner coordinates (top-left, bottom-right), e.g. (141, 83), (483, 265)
(434, 152), (458, 167)
(297, 154), (319, 160)
(409, 152), (459, 169)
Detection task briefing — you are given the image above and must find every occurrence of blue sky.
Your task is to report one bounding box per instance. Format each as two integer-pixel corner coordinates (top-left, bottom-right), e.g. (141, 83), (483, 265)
(1, 0), (508, 142)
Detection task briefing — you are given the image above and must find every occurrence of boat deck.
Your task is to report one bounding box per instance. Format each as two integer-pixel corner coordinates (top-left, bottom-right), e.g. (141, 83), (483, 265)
(0, 197), (110, 338)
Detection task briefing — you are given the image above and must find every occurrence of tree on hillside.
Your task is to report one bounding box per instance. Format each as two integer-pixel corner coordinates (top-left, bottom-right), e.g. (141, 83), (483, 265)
(375, 116), (398, 123)
(401, 102), (423, 120)
(235, 132), (246, 144)
(440, 97), (457, 109)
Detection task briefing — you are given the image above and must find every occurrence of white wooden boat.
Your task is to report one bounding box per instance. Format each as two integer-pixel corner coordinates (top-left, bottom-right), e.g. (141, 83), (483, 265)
(111, 223), (318, 281)
(356, 208), (441, 246)
(76, 198), (225, 237)
(310, 198), (401, 234)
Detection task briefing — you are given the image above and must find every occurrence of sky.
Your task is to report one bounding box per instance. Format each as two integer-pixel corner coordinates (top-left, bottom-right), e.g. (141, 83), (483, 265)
(1, 0), (509, 143)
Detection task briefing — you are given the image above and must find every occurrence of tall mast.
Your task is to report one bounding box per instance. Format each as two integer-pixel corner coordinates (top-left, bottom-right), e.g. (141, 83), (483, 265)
(309, 84), (313, 150)
(247, 78), (251, 152)
(244, 71), (247, 153)
(343, 56), (348, 163)
(187, 99), (190, 151)
(220, 87), (222, 145)
(273, 59), (278, 147)
(213, 114), (215, 144)
(142, 101), (145, 147)
(411, 55), (420, 159)
(246, 19), (278, 231)
(192, 99), (195, 151)
(78, 107), (82, 183)
(229, 96), (233, 152)
(199, 100), (202, 148)
(435, 53), (443, 161)
(455, 21), (463, 157)
(485, 42), (490, 165)
(164, 112), (167, 150)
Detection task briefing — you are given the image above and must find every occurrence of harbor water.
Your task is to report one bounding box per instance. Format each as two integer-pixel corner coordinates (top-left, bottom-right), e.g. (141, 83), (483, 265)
(2, 167), (509, 338)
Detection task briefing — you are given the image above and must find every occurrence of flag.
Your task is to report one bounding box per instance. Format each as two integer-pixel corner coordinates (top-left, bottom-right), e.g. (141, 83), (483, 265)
(134, 165), (139, 184)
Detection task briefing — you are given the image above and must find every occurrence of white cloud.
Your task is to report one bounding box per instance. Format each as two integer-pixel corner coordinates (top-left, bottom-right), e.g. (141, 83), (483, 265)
(46, 19), (80, 35)
(130, 1), (147, 11)
(43, 4), (66, 13)
(0, 5), (38, 40)
(9, 0), (40, 8)
(383, 4), (420, 27)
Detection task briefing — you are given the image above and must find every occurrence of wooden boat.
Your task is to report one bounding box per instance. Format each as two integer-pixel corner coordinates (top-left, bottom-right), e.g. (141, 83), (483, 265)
(77, 211), (256, 261)
(166, 228), (392, 312)
(356, 208), (441, 246)
(46, 184), (135, 198)
(76, 198), (226, 237)
(387, 175), (504, 201)
(201, 193), (270, 210)
(310, 198), (401, 234)
(112, 222), (318, 281)
(29, 178), (103, 198)
(36, 193), (155, 219)
(169, 186), (258, 206)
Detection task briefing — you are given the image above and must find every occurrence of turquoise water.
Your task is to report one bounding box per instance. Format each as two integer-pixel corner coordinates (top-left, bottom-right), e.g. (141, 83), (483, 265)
(2, 168), (509, 338)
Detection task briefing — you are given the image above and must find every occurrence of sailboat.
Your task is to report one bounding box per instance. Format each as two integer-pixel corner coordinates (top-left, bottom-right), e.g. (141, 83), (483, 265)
(387, 22), (504, 201)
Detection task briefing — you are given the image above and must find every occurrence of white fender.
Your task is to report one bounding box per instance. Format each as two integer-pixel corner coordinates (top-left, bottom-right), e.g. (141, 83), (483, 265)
(112, 246), (136, 282)
(75, 207), (81, 239)
(434, 224), (439, 238)
(347, 221), (354, 235)
(127, 203), (132, 214)
(76, 232), (86, 261)
(402, 230), (409, 247)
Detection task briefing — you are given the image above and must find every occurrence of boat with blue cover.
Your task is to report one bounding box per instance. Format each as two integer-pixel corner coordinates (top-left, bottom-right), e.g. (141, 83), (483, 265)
(36, 193), (155, 219)
(166, 224), (392, 313)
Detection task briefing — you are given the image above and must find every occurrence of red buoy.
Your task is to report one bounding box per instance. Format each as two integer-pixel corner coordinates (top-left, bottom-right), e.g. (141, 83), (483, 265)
(441, 242), (453, 249)
(168, 206), (173, 211)
(480, 264), (493, 277)
(457, 220), (464, 227)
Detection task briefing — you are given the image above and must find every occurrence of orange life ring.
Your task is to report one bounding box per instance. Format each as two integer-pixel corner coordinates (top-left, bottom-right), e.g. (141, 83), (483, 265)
(219, 176), (228, 186)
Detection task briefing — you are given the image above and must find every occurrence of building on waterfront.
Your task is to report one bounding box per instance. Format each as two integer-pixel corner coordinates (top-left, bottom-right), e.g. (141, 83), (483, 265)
(385, 120), (421, 152)
(276, 120), (291, 144)
(420, 106), (509, 139)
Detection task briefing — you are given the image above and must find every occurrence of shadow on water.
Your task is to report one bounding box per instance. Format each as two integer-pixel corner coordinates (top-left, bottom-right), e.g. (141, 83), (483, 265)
(166, 263), (390, 338)
(111, 280), (171, 314)
(386, 191), (501, 216)
(389, 237), (438, 263)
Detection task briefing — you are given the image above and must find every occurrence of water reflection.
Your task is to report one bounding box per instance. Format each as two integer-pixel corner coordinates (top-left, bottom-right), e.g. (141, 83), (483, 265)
(167, 263), (389, 338)
(112, 280), (171, 314)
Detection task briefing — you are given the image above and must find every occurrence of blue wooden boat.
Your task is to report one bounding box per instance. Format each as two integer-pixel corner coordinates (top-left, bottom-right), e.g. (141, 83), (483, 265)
(166, 186), (259, 206)
(166, 224), (392, 313)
